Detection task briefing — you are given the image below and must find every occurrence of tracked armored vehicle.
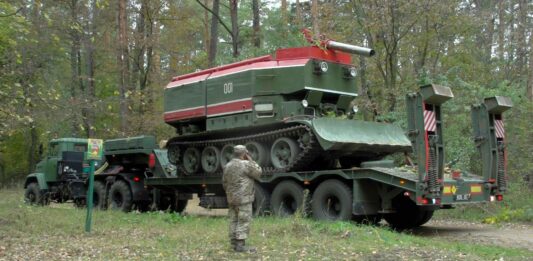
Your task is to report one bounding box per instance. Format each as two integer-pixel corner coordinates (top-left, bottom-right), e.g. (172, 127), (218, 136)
(164, 39), (412, 175)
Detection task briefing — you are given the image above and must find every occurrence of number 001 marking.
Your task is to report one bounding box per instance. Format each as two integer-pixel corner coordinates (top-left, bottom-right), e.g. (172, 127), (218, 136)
(223, 82), (233, 94)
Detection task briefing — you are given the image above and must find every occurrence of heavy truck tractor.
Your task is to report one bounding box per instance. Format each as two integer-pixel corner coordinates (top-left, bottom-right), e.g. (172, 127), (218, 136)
(24, 136), (187, 213)
(23, 138), (106, 207)
(149, 34), (513, 229)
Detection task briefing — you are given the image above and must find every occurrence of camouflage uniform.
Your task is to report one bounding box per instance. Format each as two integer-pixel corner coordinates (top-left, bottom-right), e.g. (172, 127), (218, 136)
(222, 158), (262, 241)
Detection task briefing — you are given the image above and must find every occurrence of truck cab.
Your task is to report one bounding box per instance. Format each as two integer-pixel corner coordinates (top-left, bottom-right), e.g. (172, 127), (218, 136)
(24, 138), (104, 206)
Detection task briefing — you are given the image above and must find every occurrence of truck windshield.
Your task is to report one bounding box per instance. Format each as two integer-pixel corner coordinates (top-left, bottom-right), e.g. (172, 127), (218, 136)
(74, 144), (87, 152)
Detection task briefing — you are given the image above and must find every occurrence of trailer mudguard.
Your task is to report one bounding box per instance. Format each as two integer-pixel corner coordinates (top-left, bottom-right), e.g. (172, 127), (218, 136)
(24, 173), (48, 190)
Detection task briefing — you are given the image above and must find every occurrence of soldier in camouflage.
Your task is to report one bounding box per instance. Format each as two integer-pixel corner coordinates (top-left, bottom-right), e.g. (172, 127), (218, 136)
(222, 145), (262, 253)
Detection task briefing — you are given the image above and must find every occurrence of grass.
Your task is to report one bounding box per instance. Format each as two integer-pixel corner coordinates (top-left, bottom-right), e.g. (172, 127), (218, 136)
(0, 188), (532, 260)
(435, 182), (533, 224)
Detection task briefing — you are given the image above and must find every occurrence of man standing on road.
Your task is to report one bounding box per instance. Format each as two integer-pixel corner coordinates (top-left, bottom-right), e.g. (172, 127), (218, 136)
(222, 145), (262, 253)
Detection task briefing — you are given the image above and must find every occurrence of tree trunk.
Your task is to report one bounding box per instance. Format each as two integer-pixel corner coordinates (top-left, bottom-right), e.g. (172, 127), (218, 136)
(252, 0), (260, 48)
(280, 0), (287, 38)
(203, 0), (210, 53)
(84, 0), (97, 138)
(118, 0), (130, 134)
(230, 0), (239, 57)
(311, 0), (319, 36)
(295, 0), (302, 28)
(526, 27), (533, 100)
(497, 0), (505, 60)
(516, 0), (527, 75)
(208, 0), (219, 67)
(69, 0), (81, 136)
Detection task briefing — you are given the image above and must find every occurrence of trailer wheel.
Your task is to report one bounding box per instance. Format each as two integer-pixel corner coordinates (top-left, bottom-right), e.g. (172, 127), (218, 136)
(158, 194), (188, 213)
(25, 182), (46, 205)
(311, 180), (352, 221)
(109, 181), (133, 212)
(253, 182), (271, 216)
(271, 180), (307, 217)
(384, 195), (431, 230)
(271, 138), (300, 170)
(92, 181), (107, 210)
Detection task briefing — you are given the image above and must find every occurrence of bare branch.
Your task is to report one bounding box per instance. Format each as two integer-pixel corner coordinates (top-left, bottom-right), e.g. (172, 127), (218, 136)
(195, 0), (233, 38)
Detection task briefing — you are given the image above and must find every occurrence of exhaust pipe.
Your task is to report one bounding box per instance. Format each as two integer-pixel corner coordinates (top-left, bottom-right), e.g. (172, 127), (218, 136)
(325, 40), (375, 57)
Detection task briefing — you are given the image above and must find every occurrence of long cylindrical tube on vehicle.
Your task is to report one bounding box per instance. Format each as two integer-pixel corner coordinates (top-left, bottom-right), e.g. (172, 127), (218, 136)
(325, 40), (375, 57)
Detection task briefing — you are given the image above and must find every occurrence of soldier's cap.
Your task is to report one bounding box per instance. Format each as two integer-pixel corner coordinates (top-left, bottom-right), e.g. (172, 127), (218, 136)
(233, 145), (248, 155)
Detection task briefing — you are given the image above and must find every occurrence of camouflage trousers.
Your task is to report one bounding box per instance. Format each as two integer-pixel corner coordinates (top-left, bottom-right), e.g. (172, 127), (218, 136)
(228, 203), (253, 240)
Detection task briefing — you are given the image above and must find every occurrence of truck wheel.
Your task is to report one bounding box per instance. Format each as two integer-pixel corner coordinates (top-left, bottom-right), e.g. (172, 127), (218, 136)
(24, 182), (45, 205)
(109, 181), (133, 212)
(271, 138), (300, 170)
(311, 180), (352, 221)
(253, 182), (271, 216)
(245, 141), (270, 167)
(158, 194), (188, 213)
(201, 146), (221, 174)
(383, 195), (430, 230)
(93, 181), (107, 210)
(271, 180), (307, 217)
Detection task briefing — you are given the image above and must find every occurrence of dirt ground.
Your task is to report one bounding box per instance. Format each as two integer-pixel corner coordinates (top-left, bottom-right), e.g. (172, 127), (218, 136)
(184, 197), (533, 252)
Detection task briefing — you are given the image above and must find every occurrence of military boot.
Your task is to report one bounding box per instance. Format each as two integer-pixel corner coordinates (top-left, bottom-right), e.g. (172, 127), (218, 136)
(234, 240), (256, 253)
(230, 239), (238, 250)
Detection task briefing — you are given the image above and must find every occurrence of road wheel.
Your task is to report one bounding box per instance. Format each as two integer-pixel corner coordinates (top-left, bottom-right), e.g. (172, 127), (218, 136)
(220, 144), (234, 169)
(182, 147), (201, 175)
(201, 146), (221, 174)
(311, 180), (353, 221)
(271, 180), (307, 217)
(271, 138), (300, 170)
(253, 182), (271, 216)
(245, 141), (270, 167)
(92, 181), (107, 210)
(25, 182), (45, 205)
(383, 195), (429, 230)
(109, 181), (133, 212)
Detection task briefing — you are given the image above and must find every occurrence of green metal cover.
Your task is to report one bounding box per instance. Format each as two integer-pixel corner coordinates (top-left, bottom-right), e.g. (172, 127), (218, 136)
(310, 118), (412, 153)
(104, 136), (157, 153)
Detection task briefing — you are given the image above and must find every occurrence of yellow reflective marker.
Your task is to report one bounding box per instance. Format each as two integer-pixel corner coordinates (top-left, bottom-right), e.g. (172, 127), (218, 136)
(450, 185), (457, 195)
(471, 184), (482, 194)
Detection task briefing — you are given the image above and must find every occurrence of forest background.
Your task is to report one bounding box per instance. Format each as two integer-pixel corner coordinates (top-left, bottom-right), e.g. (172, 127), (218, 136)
(0, 0), (532, 188)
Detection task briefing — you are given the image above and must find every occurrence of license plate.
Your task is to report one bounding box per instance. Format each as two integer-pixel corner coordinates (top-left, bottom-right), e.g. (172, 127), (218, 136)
(454, 194), (471, 201)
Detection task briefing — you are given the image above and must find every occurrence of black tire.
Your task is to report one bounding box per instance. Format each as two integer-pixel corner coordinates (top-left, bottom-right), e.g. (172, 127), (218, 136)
(311, 180), (353, 221)
(24, 182), (45, 205)
(271, 180), (307, 217)
(352, 214), (382, 225)
(158, 193), (188, 213)
(108, 181), (133, 212)
(253, 182), (271, 216)
(182, 147), (201, 175)
(92, 181), (107, 210)
(383, 195), (429, 230)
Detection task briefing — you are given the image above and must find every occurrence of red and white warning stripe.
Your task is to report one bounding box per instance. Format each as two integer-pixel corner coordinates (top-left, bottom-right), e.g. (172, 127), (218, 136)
(494, 119), (505, 138)
(424, 110), (437, 132)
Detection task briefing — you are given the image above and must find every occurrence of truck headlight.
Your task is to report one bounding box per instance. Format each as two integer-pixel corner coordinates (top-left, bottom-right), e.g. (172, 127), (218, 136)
(301, 99), (309, 108)
(313, 61), (328, 74)
(343, 66), (357, 78)
(352, 105), (359, 113)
